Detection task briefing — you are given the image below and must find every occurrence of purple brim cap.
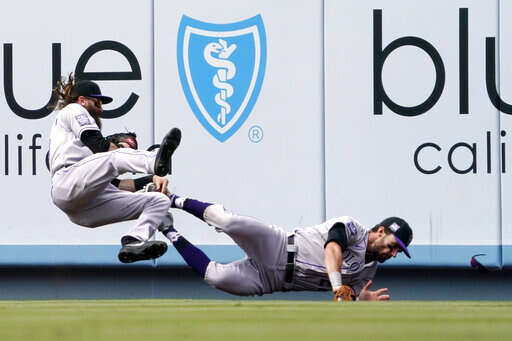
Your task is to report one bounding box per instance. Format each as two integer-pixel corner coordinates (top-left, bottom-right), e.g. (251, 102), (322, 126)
(393, 233), (411, 258)
(71, 80), (113, 104)
(89, 93), (113, 104)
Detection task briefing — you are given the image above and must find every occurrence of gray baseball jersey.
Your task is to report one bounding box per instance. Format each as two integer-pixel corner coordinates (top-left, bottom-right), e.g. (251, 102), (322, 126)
(49, 103), (97, 177)
(292, 216), (377, 295)
(49, 103), (170, 242)
(202, 205), (377, 297)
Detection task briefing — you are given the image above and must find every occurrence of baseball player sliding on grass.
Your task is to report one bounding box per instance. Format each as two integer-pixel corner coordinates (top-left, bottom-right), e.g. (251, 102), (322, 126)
(48, 74), (181, 263)
(153, 192), (413, 301)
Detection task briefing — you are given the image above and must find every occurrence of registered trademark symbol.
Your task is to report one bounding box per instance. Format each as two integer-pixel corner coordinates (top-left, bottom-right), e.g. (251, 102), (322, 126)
(248, 125), (263, 143)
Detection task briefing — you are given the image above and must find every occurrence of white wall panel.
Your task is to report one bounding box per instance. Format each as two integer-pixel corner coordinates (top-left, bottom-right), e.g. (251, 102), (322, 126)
(0, 0), (153, 244)
(499, 0), (512, 264)
(154, 0), (324, 244)
(0, 0), (508, 267)
(325, 1), (501, 264)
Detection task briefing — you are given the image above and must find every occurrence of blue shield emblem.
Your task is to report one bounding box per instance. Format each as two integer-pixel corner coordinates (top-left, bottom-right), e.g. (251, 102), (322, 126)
(177, 15), (267, 142)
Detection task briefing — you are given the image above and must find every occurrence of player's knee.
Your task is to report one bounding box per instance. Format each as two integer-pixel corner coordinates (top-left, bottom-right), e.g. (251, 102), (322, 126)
(203, 204), (235, 230)
(146, 192), (171, 211)
(68, 215), (100, 228)
(205, 263), (254, 296)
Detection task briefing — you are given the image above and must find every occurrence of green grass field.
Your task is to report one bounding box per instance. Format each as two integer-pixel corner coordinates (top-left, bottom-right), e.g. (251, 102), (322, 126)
(0, 300), (510, 340)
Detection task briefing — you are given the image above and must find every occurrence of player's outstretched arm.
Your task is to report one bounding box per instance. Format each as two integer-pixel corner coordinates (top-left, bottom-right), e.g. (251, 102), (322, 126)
(115, 175), (168, 193)
(325, 241), (356, 301)
(116, 179), (135, 192)
(357, 280), (390, 301)
(324, 241), (343, 291)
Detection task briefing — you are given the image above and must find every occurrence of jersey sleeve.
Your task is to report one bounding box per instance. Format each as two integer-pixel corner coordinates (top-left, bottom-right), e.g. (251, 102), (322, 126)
(65, 104), (99, 138)
(327, 217), (366, 248)
(342, 218), (367, 246)
(324, 222), (348, 250)
(81, 129), (110, 153)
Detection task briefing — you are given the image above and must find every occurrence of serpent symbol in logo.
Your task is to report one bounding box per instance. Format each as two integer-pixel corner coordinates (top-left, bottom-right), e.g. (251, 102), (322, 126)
(204, 39), (237, 126)
(177, 15), (266, 142)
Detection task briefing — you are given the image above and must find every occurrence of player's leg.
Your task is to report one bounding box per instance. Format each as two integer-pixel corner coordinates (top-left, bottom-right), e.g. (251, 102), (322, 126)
(205, 258), (265, 296)
(161, 223), (211, 278)
(52, 149), (154, 208)
(160, 222), (264, 296)
(67, 185), (171, 263)
(51, 128), (180, 208)
(170, 195), (287, 267)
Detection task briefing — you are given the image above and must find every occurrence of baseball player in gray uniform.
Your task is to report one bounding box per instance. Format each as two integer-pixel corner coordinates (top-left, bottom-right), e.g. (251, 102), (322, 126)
(49, 74), (181, 263)
(155, 192), (413, 300)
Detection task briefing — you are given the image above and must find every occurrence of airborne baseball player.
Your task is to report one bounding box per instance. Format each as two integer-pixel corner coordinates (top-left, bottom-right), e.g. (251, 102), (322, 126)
(48, 74), (181, 263)
(152, 190), (413, 301)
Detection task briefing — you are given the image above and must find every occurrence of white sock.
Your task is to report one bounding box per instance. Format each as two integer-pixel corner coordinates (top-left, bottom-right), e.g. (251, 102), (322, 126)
(165, 230), (181, 243)
(174, 197), (186, 209)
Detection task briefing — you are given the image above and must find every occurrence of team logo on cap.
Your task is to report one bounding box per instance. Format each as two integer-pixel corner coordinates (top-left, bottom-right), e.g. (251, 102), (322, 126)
(177, 15), (267, 142)
(389, 222), (400, 232)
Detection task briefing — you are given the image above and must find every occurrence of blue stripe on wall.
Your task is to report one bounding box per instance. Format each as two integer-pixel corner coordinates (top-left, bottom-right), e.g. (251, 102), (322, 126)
(0, 245), (508, 267)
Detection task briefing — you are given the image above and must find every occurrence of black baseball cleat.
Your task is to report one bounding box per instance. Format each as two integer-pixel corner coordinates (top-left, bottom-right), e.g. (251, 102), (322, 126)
(154, 128), (181, 176)
(118, 236), (168, 264)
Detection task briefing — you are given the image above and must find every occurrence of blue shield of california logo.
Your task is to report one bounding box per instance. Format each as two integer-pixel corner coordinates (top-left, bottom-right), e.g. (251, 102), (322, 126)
(177, 15), (266, 142)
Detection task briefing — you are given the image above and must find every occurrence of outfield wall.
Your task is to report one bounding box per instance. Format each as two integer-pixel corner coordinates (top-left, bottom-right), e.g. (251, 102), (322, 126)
(0, 0), (511, 269)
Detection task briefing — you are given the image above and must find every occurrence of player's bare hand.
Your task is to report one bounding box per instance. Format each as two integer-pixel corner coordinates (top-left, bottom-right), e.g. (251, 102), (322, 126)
(152, 175), (169, 194)
(358, 280), (390, 301)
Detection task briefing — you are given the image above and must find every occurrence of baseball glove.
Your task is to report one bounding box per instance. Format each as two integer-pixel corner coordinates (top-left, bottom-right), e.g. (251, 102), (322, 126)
(333, 285), (356, 302)
(105, 132), (138, 149)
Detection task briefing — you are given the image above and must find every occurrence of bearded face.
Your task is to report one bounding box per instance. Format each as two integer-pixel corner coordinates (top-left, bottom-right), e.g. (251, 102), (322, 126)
(79, 96), (103, 129)
(366, 230), (401, 263)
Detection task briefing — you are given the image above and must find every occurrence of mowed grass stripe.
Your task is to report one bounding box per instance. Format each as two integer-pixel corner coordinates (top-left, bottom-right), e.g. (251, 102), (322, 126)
(0, 300), (510, 340)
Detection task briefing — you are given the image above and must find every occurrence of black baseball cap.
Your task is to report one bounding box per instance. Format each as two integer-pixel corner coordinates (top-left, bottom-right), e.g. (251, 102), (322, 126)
(71, 80), (113, 104)
(379, 217), (413, 258)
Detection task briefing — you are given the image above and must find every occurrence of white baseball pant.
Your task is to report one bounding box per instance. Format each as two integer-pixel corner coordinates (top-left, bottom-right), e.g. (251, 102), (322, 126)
(51, 148), (170, 241)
